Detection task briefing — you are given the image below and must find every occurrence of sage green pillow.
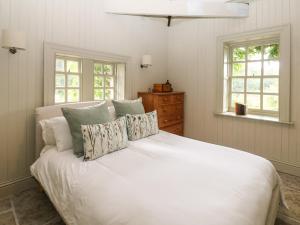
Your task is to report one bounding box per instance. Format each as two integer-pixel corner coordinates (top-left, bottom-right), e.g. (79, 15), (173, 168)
(61, 102), (112, 157)
(112, 98), (145, 118)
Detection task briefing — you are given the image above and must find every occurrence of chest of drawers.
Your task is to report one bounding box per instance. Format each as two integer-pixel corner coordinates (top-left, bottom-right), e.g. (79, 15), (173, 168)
(138, 92), (184, 136)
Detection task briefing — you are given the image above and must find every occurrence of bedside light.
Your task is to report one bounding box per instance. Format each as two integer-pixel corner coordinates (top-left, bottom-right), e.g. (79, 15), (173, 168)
(1, 29), (26, 54)
(141, 55), (152, 69)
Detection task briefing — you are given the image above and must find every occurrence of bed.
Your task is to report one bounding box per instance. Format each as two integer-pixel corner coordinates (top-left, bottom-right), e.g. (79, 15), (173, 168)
(31, 102), (281, 225)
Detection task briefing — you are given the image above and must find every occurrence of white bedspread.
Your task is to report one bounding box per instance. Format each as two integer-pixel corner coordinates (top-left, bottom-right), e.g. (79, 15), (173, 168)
(31, 131), (279, 225)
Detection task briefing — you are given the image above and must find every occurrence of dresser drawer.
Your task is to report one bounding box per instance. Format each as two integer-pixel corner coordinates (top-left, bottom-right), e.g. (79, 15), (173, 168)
(157, 104), (183, 117)
(171, 94), (184, 104)
(158, 115), (183, 128)
(162, 123), (183, 136)
(156, 95), (172, 106)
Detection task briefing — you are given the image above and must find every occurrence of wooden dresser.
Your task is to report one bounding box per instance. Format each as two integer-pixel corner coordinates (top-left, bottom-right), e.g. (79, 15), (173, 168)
(138, 92), (184, 136)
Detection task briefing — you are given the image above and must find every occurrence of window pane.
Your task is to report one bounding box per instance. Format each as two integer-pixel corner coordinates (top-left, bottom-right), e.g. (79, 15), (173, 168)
(105, 77), (114, 88)
(94, 76), (104, 88)
(232, 63), (245, 76)
(94, 89), (104, 100)
(232, 78), (244, 92)
(231, 93), (244, 107)
(264, 44), (279, 59)
(94, 63), (103, 74)
(247, 94), (260, 109)
(103, 64), (113, 75)
(263, 78), (279, 93)
(55, 74), (65, 88)
(233, 47), (246, 61)
(247, 78), (260, 93)
(248, 46), (262, 61)
(247, 62), (261, 76)
(56, 59), (65, 72)
(55, 89), (65, 103)
(67, 75), (79, 88)
(105, 89), (114, 100)
(67, 89), (80, 102)
(263, 95), (279, 111)
(264, 61), (279, 75)
(67, 60), (79, 73)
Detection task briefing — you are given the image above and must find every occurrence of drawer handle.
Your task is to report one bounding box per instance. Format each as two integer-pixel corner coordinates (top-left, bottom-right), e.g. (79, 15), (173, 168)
(164, 120), (169, 123)
(177, 116), (181, 120)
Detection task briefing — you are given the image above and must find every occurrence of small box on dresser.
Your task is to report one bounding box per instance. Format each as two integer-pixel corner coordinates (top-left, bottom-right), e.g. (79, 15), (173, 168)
(138, 92), (184, 136)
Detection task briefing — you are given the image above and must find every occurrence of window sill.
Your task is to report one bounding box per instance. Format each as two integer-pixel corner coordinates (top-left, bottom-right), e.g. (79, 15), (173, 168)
(214, 112), (294, 126)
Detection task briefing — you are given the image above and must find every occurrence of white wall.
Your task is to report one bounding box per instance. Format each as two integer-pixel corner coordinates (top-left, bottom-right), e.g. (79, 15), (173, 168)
(0, 0), (168, 186)
(168, 0), (300, 175)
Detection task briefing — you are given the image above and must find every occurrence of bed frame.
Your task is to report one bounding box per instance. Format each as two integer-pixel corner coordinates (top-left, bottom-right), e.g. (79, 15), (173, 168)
(34, 102), (280, 225)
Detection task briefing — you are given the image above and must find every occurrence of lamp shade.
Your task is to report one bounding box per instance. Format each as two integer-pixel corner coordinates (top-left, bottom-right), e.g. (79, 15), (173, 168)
(142, 55), (152, 66)
(1, 29), (26, 50)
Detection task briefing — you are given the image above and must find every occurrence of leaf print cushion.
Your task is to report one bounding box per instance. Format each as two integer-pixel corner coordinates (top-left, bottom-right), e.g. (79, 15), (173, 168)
(126, 111), (159, 141)
(81, 117), (128, 161)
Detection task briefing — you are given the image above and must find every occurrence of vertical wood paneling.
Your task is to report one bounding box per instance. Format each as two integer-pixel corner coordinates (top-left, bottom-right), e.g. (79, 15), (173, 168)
(167, 0), (300, 173)
(0, 0), (168, 185)
(0, 0), (10, 183)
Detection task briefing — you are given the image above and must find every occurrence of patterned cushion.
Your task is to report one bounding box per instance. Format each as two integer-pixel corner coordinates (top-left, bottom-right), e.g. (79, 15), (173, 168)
(126, 111), (159, 141)
(81, 117), (128, 161)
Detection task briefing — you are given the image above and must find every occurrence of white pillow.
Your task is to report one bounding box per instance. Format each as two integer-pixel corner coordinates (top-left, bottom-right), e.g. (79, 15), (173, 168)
(40, 120), (56, 146)
(50, 117), (73, 152)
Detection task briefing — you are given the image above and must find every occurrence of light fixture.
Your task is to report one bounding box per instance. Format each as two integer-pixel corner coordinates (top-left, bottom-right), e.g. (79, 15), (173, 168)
(1, 29), (26, 54)
(141, 55), (152, 69)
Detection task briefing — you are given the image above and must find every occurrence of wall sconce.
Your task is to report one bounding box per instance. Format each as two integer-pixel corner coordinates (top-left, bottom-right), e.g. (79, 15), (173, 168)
(1, 29), (26, 54)
(141, 55), (152, 69)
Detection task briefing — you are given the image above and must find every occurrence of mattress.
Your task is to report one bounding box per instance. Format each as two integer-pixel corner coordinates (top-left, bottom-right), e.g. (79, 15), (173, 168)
(31, 131), (280, 225)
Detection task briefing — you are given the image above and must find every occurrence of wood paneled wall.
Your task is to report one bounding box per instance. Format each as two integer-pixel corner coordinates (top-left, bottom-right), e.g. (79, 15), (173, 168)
(168, 0), (300, 175)
(0, 0), (168, 187)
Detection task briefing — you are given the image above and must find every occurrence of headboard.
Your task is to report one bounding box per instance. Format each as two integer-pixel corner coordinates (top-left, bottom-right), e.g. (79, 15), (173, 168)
(35, 101), (115, 158)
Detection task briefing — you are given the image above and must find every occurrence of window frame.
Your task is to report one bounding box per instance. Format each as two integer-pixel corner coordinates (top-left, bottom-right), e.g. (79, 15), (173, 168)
(93, 62), (117, 101)
(216, 25), (291, 123)
(227, 39), (280, 117)
(44, 42), (130, 106)
(54, 55), (83, 104)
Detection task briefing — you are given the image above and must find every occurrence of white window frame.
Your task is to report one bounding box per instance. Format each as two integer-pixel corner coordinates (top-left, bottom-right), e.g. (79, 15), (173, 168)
(216, 25), (291, 123)
(227, 39), (280, 116)
(54, 56), (82, 103)
(44, 42), (130, 106)
(93, 62), (117, 101)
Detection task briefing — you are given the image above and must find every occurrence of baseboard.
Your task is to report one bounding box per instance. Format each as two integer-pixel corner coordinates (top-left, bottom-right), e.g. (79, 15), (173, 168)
(0, 177), (38, 199)
(271, 160), (300, 177)
(278, 213), (300, 225)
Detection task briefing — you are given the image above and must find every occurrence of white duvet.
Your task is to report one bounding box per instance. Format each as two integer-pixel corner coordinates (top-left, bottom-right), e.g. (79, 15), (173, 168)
(31, 131), (279, 225)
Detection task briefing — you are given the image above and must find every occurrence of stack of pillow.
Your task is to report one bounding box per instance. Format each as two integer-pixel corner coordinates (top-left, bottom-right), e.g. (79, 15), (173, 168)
(40, 98), (159, 161)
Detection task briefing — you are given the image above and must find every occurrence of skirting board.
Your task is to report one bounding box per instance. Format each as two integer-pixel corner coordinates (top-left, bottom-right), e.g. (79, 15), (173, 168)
(0, 177), (38, 199)
(271, 160), (300, 177)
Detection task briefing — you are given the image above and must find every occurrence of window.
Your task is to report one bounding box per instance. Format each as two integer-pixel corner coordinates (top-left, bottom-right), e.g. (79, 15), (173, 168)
(228, 41), (280, 116)
(216, 25), (291, 123)
(94, 63), (116, 101)
(45, 43), (128, 105)
(55, 57), (82, 103)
